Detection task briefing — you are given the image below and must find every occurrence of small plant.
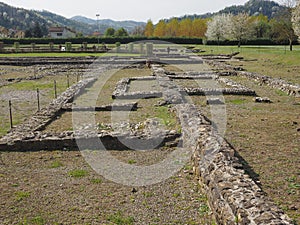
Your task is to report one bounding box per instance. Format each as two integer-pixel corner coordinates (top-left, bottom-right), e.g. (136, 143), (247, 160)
(68, 169), (88, 178)
(199, 204), (210, 215)
(173, 193), (180, 198)
(275, 89), (288, 96)
(49, 161), (63, 168)
(128, 159), (137, 165)
(91, 178), (102, 184)
(15, 191), (30, 201)
(143, 191), (154, 198)
(30, 216), (45, 225)
(107, 211), (134, 225)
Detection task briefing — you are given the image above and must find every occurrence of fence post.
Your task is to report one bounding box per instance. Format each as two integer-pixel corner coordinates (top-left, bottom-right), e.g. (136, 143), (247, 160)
(37, 88), (40, 111)
(67, 74), (70, 88)
(54, 80), (57, 99)
(9, 100), (13, 129)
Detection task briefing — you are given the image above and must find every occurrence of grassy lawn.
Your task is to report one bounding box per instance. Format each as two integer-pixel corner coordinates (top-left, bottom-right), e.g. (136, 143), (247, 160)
(197, 45), (300, 84)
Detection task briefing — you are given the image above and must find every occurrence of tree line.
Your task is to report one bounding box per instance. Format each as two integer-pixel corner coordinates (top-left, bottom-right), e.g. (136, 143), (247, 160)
(99, 0), (300, 51)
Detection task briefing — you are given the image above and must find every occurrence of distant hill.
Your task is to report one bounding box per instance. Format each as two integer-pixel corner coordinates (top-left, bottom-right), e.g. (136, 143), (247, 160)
(171, 0), (285, 21)
(0, 2), (144, 35)
(0, 0), (286, 36)
(219, 0), (284, 18)
(70, 16), (146, 32)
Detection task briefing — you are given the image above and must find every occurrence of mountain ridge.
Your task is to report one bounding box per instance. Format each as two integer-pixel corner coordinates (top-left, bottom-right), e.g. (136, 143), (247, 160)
(0, 0), (286, 36)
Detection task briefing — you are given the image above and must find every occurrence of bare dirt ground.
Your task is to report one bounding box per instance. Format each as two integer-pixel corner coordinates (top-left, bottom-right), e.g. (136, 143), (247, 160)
(0, 150), (212, 225)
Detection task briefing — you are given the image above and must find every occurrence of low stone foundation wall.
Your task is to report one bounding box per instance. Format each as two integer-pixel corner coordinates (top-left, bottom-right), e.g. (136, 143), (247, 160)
(176, 104), (293, 225)
(112, 68), (257, 100)
(205, 58), (300, 97)
(0, 77), (97, 144)
(0, 130), (180, 152)
(63, 102), (138, 112)
(239, 71), (300, 97)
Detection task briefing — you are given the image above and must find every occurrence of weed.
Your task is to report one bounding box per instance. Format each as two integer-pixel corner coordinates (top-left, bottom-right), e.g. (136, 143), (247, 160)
(15, 191), (30, 201)
(49, 161), (63, 168)
(91, 178), (102, 184)
(68, 169), (88, 178)
(128, 159), (137, 165)
(173, 193), (181, 198)
(275, 90), (288, 96)
(199, 204), (210, 215)
(143, 192), (154, 198)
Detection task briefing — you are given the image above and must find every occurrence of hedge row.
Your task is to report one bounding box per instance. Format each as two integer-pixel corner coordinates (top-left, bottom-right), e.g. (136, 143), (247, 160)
(0, 37), (203, 45)
(205, 39), (299, 45)
(0, 37), (298, 46)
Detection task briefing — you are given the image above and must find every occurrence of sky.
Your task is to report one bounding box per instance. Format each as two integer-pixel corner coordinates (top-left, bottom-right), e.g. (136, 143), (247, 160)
(1, 0), (281, 23)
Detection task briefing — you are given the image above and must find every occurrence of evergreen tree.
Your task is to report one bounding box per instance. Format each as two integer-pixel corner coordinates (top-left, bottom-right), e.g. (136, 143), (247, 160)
(32, 22), (43, 37)
(104, 27), (116, 37)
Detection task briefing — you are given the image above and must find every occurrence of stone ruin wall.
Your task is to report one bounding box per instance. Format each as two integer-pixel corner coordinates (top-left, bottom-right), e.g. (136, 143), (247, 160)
(205, 59), (300, 97)
(176, 104), (293, 225)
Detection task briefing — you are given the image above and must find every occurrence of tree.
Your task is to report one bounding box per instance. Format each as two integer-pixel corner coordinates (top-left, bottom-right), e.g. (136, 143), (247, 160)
(250, 14), (271, 38)
(32, 21), (43, 38)
(229, 13), (254, 47)
(270, 3), (297, 51)
(104, 27), (115, 37)
(166, 18), (179, 37)
(191, 18), (208, 38)
(205, 14), (232, 44)
(144, 20), (154, 37)
(292, 0), (300, 41)
(115, 28), (128, 37)
(178, 18), (193, 37)
(153, 20), (166, 37)
(131, 25), (145, 36)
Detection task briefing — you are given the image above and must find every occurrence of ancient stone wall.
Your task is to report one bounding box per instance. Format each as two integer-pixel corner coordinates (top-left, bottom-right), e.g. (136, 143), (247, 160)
(176, 104), (293, 225)
(0, 77), (97, 145)
(205, 59), (300, 97)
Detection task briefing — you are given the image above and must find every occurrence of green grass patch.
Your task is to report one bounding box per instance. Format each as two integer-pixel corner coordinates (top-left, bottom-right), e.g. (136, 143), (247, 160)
(18, 216), (45, 225)
(107, 211), (135, 225)
(68, 169), (89, 178)
(127, 159), (137, 165)
(275, 89), (289, 96)
(199, 204), (210, 215)
(228, 99), (247, 105)
(91, 178), (103, 184)
(0, 52), (105, 57)
(15, 191), (30, 201)
(49, 161), (63, 169)
(154, 106), (177, 129)
(9, 80), (54, 91)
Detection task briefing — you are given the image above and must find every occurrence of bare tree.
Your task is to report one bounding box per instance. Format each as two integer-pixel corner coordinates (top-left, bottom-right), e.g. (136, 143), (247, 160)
(270, 0), (297, 51)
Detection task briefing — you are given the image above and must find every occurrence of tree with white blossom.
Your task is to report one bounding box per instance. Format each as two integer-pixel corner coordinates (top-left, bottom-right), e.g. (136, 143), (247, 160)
(292, 0), (300, 41)
(205, 14), (232, 44)
(228, 13), (254, 47)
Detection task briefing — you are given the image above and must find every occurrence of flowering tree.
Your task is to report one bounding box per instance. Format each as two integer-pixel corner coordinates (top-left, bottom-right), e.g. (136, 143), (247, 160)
(229, 13), (254, 47)
(205, 14), (232, 44)
(292, 0), (300, 41)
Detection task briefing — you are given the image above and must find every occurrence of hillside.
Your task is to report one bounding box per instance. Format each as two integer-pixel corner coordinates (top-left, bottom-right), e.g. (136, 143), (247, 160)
(0, 2), (144, 35)
(174, 0), (285, 21)
(71, 16), (145, 32)
(0, 0), (286, 36)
